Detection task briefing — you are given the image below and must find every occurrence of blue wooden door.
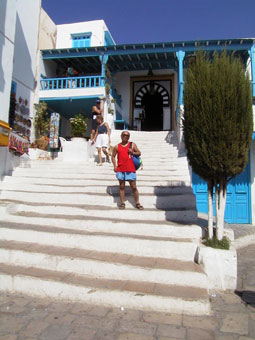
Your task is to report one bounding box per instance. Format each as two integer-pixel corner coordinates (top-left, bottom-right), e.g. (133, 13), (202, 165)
(192, 161), (251, 223)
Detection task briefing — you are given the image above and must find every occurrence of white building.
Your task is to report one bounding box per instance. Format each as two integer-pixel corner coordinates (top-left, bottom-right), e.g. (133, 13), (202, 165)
(0, 1), (255, 224)
(0, 0), (41, 177)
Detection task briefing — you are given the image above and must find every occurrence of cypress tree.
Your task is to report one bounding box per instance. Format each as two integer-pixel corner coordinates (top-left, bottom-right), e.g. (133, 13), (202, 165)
(183, 51), (253, 240)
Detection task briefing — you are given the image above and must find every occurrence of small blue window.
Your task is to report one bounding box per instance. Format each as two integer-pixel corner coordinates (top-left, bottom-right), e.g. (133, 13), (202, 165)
(72, 33), (91, 48)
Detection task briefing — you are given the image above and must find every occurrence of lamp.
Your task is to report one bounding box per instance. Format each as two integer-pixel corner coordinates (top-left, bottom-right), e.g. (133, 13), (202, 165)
(147, 68), (155, 95)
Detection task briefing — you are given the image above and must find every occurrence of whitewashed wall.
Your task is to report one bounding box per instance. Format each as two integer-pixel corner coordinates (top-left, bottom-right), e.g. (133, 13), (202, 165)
(0, 0), (17, 123)
(35, 8), (57, 104)
(0, 0), (41, 179)
(56, 20), (114, 49)
(0, 0), (17, 179)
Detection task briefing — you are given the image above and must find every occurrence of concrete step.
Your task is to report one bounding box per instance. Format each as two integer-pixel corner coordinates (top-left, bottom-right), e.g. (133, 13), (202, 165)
(9, 172), (190, 182)
(0, 224), (198, 261)
(1, 175), (192, 187)
(5, 202), (198, 224)
(0, 241), (207, 288)
(10, 168), (190, 178)
(0, 213), (202, 240)
(0, 191), (196, 210)
(0, 263), (211, 315)
(0, 182), (194, 195)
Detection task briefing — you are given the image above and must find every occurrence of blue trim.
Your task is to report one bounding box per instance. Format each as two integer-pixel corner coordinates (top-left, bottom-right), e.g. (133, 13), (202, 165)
(39, 95), (102, 101)
(192, 156), (252, 224)
(71, 32), (91, 48)
(252, 132), (255, 140)
(249, 44), (255, 97)
(42, 39), (255, 59)
(40, 75), (105, 90)
(176, 51), (185, 121)
(99, 55), (109, 78)
(104, 31), (115, 46)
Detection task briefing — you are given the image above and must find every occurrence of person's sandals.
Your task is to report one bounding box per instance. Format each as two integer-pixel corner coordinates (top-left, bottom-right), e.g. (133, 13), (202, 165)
(119, 203), (125, 209)
(136, 203), (144, 210)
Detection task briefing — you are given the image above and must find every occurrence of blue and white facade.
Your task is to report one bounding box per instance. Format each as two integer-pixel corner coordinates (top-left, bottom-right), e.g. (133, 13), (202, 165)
(1, 2), (255, 224)
(39, 26), (255, 224)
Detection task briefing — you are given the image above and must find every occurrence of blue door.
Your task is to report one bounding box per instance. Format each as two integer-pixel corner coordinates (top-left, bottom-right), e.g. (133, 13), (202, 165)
(192, 161), (251, 223)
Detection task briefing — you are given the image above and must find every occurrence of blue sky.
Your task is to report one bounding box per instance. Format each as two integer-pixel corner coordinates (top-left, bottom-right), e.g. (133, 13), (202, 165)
(42, 0), (255, 45)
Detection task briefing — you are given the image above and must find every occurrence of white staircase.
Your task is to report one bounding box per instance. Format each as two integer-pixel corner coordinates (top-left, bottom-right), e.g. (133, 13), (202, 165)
(0, 131), (211, 315)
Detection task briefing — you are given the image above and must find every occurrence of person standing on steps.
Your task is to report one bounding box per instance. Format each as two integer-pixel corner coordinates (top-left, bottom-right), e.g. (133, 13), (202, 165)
(92, 115), (111, 166)
(90, 99), (103, 140)
(111, 131), (144, 210)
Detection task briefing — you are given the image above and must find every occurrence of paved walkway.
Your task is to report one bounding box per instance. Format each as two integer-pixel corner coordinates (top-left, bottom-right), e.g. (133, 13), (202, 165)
(0, 241), (254, 340)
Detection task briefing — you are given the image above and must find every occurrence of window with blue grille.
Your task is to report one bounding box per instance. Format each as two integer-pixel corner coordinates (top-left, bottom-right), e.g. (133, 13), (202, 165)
(71, 33), (91, 48)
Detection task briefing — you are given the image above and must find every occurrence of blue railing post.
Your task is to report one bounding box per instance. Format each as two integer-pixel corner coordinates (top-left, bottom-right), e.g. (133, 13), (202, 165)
(100, 54), (109, 83)
(249, 44), (255, 98)
(176, 50), (185, 105)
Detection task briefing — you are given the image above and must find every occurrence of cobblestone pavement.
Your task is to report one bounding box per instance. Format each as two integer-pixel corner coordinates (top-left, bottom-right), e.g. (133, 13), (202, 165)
(0, 243), (254, 340)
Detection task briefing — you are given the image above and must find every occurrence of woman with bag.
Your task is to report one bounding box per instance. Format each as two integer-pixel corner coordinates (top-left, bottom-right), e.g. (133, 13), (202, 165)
(111, 130), (144, 210)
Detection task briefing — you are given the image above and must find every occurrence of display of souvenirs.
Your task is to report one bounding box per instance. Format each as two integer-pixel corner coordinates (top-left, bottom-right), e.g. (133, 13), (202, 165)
(9, 132), (29, 155)
(49, 113), (60, 149)
(12, 96), (31, 140)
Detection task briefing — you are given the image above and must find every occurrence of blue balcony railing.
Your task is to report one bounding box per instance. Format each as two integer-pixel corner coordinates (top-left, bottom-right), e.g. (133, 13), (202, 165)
(40, 76), (105, 90)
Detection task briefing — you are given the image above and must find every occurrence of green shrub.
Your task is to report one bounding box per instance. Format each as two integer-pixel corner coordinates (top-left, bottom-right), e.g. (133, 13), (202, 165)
(69, 114), (87, 137)
(203, 236), (230, 250)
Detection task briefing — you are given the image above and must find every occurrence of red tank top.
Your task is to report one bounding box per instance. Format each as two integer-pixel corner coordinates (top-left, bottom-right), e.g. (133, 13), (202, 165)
(117, 142), (136, 172)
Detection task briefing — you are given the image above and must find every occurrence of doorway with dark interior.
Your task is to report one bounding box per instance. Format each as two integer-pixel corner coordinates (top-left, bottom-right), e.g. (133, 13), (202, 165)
(141, 91), (163, 131)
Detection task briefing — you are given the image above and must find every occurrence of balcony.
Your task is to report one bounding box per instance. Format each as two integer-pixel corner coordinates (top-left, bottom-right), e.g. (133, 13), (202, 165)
(40, 75), (105, 91)
(39, 75), (106, 102)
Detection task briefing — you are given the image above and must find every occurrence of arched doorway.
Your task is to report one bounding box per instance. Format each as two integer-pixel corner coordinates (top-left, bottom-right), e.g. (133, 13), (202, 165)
(134, 82), (170, 131)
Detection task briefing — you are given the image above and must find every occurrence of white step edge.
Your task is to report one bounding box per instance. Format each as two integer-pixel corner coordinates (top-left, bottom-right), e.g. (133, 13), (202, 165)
(0, 248), (208, 289)
(0, 213), (202, 239)
(0, 273), (211, 315)
(0, 228), (198, 261)
(0, 192), (196, 210)
(6, 203), (197, 224)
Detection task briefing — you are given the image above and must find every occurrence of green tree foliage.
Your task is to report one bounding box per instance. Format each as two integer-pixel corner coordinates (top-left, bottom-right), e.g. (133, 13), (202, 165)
(34, 102), (50, 139)
(183, 51), (253, 239)
(69, 114), (88, 137)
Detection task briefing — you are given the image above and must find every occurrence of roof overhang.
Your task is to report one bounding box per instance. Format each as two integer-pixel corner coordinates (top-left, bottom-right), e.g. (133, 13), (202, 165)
(41, 38), (255, 74)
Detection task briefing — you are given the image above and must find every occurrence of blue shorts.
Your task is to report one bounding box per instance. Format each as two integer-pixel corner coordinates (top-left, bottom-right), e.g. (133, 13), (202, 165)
(116, 172), (136, 181)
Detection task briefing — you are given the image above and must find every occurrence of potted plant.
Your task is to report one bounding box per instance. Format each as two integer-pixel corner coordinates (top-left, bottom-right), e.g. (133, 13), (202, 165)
(69, 113), (88, 138)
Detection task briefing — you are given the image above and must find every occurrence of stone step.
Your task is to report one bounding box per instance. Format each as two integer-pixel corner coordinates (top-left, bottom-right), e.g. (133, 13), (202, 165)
(10, 167), (190, 177)
(0, 224), (198, 261)
(0, 241), (208, 288)
(24, 163), (189, 171)
(0, 263), (211, 315)
(5, 202), (198, 224)
(0, 213), (202, 239)
(13, 160), (189, 171)
(0, 182), (194, 195)
(0, 191), (196, 210)
(9, 172), (190, 182)
(1, 176), (192, 187)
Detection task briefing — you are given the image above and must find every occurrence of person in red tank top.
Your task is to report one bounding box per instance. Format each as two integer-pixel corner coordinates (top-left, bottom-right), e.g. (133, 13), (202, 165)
(111, 131), (144, 210)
